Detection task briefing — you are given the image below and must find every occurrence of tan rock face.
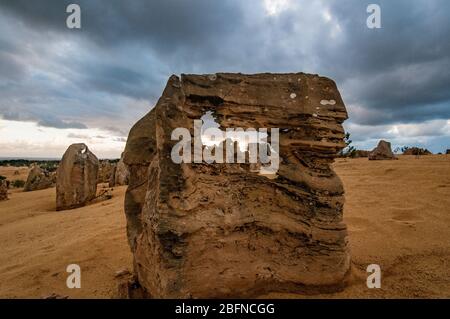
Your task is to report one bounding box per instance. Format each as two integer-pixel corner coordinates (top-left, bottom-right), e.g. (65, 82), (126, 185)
(98, 160), (115, 184)
(368, 140), (397, 160)
(114, 153), (130, 186)
(0, 180), (8, 201)
(56, 143), (99, 211)
(108, 165), (117, 187)
(23, 165), (55, 192)
(123, 73), (350, 298)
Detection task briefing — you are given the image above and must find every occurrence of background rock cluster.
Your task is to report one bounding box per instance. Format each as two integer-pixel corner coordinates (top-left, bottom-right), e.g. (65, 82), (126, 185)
(23, 164), (55, 192)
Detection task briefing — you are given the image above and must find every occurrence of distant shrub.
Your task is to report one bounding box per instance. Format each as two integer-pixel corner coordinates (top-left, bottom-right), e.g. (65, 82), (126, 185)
(0, 175), (6, 181)
(11, 180), (25, 188)
(348, 148), (357, 158)
(0, 159), (60, 168)
(339, 132), (356, 158)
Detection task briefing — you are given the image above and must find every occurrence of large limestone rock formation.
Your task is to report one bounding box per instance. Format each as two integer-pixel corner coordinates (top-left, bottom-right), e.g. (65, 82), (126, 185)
(56, 143), (99, 211)
(447, 149), (450, 155)
(123, 73), (350, 298)
(114, 153), (130, 186)
(368, 140), (397, 160)
(108, 153), (130, 187)
(24, 164), (55, 192)
(0, 180), (8, 201)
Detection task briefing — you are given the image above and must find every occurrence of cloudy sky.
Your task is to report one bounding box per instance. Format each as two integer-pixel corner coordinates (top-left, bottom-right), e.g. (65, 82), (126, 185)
(0, 0), (449, 158)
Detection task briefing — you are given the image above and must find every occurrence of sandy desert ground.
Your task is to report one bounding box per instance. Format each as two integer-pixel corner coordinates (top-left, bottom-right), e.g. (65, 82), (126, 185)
(0, 166), (30, 182)
(0, 155), (449, 298)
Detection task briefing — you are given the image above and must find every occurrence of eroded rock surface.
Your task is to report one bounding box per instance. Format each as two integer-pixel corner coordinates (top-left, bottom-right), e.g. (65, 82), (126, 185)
(112, 153), (129, 186)
(109, 165), (117, 187)
(56, 143), (99, 211)
(0, 180), (8, 201)
(24, 165), (55, 192)
(368, 140), (397, 160)
(403, 147), (432, 156)
(123, 73), (350, 298)
(98, 160), (115, 184)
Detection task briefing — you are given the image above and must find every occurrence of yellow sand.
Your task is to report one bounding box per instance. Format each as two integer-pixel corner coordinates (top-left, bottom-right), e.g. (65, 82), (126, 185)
(0, 166), (29, 182)
(0, 155), (449, 298)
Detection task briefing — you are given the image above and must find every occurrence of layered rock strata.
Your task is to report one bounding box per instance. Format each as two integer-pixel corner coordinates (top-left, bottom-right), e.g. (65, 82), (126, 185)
(123, 73), (350, 298)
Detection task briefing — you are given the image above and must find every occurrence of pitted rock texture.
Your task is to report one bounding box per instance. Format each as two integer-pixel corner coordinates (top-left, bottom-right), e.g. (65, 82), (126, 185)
(0, 180), (8, 201)
(109, 165), (117, 187)
(56, 143), (99, 211)
(114, 153), (130, 186)
(123, 73), (350, 298)
(368, 140), (397, 160)
(24, 165), (55, 192)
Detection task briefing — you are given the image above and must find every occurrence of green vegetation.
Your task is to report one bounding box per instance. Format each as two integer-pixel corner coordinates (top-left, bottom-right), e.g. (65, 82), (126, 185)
(11, 180), (25, 188)
(0, 159), (59, 167)
(340, 132), (356, 158)
(0, 160), (60, 172)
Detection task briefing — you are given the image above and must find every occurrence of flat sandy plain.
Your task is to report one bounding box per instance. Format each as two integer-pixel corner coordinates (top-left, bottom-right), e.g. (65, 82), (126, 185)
(0, 155), (449, 298)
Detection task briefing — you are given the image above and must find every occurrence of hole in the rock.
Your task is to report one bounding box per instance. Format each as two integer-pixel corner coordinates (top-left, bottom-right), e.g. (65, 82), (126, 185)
(200, 111), (278, 178)
(200, 111), (222, 148)
(201, 111), (220, 134)
(188, 94), (224, 106)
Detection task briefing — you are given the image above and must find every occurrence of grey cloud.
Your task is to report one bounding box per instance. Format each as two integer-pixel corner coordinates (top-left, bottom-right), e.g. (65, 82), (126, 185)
(2, 110), (87, 129)
(0, 0), (244, 55)
(114, 137), (127, 143)
(0, 0), (450, 153)
(37, 119), (86, 129)
(67, 133), (89, 139)
(104, 126), (129, 137)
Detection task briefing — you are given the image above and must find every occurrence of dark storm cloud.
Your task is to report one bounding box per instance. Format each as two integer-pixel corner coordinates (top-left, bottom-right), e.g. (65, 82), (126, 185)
(0, 0), (449, 150)
(322, 0), (450, 125)
(78, 63), (149, 99)
(0, 0), (243, 54)
(323, 1), (450, 75)
(37, 117), (87, 129)
(2, 109), (87, 129)
(0, 0), (246, 132)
